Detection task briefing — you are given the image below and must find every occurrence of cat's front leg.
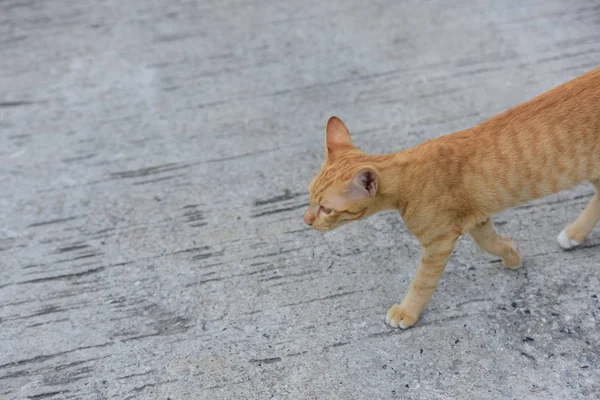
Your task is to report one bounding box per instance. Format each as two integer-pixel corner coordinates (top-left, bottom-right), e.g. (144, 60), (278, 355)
(386, 233), (459, 329)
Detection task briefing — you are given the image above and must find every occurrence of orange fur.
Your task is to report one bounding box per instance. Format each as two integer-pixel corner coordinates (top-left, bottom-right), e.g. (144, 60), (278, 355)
(304, 67), (600, 329)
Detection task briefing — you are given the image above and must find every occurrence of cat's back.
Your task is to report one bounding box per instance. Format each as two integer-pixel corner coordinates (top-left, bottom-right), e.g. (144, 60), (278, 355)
(424, 67), (600, 213)
(487, 66), (600, 135)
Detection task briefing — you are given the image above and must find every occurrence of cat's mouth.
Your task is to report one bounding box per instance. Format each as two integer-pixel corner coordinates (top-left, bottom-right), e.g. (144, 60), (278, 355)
(310, 224), (331, 232)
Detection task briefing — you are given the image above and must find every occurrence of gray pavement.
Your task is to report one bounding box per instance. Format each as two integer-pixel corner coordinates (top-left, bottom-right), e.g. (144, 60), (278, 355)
(1, 0), (599, 399)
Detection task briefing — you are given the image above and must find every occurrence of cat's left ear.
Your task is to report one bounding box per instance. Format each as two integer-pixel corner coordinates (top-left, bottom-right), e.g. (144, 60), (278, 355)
(347, 168), (379, 200)
(325, 116), (354, 163)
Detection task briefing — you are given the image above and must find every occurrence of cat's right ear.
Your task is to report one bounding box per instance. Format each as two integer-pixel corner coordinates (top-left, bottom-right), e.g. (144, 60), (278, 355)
(325, 116), (354, 163)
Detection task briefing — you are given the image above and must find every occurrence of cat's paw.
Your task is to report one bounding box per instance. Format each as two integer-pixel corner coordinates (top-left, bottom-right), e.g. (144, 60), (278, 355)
(385, 304), (418, 329)
(501, 238), (522, 269)
(557, 229), (581, 250)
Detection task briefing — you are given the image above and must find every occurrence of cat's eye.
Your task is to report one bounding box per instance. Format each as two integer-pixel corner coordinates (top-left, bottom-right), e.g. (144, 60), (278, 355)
(319, 206), (334, 215)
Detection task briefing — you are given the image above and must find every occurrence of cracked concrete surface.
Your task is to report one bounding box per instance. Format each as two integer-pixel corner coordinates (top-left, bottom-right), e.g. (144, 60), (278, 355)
(1, 0), (599, 399)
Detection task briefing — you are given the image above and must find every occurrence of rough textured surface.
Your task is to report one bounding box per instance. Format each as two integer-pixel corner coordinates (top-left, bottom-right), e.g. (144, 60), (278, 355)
(1, 0), (600, 399)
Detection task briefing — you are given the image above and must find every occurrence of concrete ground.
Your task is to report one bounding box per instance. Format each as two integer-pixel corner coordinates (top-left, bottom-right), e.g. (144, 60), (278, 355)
(1, 0), (599, 399)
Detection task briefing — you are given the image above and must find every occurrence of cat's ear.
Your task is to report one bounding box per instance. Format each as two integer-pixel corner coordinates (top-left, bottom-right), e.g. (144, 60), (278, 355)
(325, 116), (354, 163)
(347, 168), (379, 200)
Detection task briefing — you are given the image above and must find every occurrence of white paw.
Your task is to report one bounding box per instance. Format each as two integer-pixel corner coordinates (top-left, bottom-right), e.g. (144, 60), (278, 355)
(385, 314), (409, 329)
(385, 304), (417, 329)
(557, 229), (581, 250)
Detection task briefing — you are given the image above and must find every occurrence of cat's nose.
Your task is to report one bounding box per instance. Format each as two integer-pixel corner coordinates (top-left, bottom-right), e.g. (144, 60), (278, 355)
(303, 211), (315, 225)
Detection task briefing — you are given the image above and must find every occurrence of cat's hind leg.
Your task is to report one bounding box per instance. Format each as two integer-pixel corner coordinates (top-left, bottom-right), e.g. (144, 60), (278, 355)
(557, 180), (600, 250)
(469, 217), (522, 269)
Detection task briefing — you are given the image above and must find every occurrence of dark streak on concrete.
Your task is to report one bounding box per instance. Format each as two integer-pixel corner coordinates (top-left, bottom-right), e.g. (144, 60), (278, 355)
(26, 317), (70, 328)
(57, 244), (90, 253)
(0, 342), (112, 370)
(191, 250), (224, 261)
(254, 189), (305, 206)
(18, 267), (105, 285)
(27, 390), (63, 399)
(172, 246), (211, 255)
(0, 101), (33, 107)
(280, 290), (361, 307)
(28, 216), (81, 228)
(51, 252), (101, 264)
(132, 174), (181, 186)
(61, 154), (96, 163)
(109, 163), (188, 179)
(252, 203), (308, 218)
(249, 357), (282, 365)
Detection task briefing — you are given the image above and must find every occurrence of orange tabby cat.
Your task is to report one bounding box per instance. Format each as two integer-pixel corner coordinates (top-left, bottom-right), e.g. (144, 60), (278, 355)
(304, 66), (600, 329)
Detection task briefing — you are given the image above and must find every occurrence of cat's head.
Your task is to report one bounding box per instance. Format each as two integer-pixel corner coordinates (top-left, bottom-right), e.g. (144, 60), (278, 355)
(304, 117), (381, 231)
